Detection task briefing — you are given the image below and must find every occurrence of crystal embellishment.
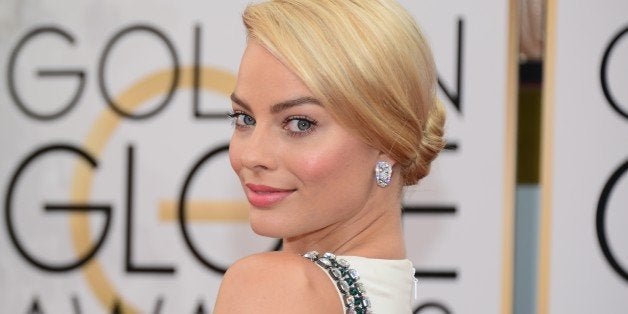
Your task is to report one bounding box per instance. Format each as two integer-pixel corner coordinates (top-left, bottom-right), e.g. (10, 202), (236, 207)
(337, 259), (350, 268)
(338, 281), (350, 293)
(330, 268), (343, 279)
(344, 295), (355, 306)
(348, 268), (360, 280)
(375, 161), (393, 187)
(302, 251), (372, 313)
(356, 282), (366, 294)
(303, 251), (319, 261)
(317, 257), (333, 268)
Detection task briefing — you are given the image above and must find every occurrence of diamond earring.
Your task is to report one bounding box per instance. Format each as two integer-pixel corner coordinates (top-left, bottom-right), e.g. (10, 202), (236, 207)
(375, 161), (393, 188)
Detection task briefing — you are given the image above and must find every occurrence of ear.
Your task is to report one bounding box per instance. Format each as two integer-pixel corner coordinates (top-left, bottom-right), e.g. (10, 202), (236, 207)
(376, 151), (396, 167)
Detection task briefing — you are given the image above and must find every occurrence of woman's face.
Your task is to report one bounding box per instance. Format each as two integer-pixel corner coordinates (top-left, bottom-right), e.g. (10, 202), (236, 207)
(229, 42), (383, 239)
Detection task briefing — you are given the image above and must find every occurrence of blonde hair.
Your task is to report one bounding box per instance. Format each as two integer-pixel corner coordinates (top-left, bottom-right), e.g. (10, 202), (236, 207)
(243, 0), (445, 185)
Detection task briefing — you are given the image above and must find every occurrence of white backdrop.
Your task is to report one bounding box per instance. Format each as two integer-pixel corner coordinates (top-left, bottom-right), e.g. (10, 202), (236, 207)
(0, 1), (516, 313)
(539, 0), (628, 313)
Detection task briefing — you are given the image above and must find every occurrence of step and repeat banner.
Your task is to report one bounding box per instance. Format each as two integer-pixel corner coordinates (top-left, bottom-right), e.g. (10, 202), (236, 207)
(539, 0), (628, 313)
(0, 1), (517, 313)
(398, 1), (517, 313)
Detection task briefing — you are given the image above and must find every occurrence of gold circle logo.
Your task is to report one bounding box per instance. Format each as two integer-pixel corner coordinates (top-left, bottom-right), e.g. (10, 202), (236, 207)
(70, 66), (236, 312)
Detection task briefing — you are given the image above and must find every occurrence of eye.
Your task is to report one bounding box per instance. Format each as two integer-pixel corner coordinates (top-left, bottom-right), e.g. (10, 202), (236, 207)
(283, 116), (317, 135)
(228, 111), (256, 127)
(288, 119), (311, 131)
(241, 115), (256, 126)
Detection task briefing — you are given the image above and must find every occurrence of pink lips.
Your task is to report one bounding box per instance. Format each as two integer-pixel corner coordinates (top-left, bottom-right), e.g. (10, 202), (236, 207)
(245, 183), (295, 208)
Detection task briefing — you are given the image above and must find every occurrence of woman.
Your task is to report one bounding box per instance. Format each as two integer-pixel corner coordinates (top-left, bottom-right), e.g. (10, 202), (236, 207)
(214, 0), (445, 313)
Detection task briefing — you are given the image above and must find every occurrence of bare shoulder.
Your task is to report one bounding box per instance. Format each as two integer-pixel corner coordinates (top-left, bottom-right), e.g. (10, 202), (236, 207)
(213, 251), (343, 314)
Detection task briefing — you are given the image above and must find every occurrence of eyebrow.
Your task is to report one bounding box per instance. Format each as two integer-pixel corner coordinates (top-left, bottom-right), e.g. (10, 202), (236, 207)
(230, 93), (321, 114)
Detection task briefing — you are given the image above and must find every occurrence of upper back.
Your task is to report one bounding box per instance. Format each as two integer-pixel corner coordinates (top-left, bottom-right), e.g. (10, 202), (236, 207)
(213, 251), (344, 314)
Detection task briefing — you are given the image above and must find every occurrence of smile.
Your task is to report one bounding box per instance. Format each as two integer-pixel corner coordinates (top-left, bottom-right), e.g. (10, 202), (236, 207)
(245, 183), (295, 208)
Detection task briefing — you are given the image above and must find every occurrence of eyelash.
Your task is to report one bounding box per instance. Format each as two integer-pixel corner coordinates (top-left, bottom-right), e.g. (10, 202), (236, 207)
(227, 110), (254, 129)
(227, 111), (318, 137)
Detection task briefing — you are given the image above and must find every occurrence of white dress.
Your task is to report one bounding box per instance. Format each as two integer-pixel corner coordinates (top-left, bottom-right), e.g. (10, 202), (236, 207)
(324, 255), (416, 313)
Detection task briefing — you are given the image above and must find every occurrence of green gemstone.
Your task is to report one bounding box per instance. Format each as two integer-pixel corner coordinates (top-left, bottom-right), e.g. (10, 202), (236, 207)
(350, 287), (359, 295)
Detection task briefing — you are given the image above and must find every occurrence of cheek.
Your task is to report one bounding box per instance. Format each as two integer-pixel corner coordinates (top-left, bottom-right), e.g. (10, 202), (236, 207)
(295, 153), (339, 182)
(291, 142), (373, 185)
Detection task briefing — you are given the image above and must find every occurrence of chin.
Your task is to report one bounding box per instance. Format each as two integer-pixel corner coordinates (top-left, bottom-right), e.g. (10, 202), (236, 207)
(248, 214), (287, 239)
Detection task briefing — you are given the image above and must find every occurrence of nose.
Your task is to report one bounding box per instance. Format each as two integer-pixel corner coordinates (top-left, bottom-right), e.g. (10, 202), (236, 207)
(232, 125), (277, 172)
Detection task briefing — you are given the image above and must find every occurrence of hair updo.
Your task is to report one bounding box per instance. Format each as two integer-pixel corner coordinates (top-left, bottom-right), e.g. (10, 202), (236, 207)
(242, 0), (446, 185)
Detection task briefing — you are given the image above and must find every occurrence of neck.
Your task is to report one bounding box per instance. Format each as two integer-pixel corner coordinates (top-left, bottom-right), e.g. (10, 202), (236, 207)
(281, 200), (406, 260)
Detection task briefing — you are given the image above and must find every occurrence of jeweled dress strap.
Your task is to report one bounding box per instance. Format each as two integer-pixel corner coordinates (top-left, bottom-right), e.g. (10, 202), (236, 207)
(302, 251), (373, 314)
